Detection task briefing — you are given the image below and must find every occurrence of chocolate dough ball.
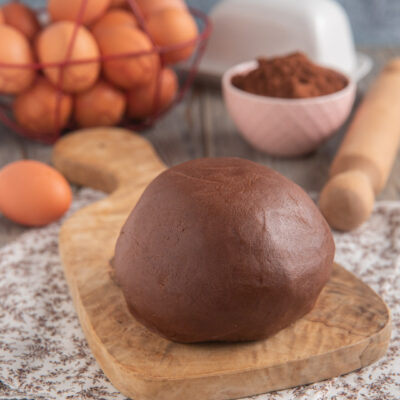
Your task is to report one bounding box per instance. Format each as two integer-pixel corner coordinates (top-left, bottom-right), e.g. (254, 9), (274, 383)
(113, 158), (335, 343)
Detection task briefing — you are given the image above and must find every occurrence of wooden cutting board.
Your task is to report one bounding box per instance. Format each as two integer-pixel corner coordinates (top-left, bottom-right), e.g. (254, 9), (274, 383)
(53, 127), (391, 400)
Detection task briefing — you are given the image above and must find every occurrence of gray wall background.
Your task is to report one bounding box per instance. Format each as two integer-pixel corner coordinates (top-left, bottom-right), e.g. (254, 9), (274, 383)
(185, 0), (400, 46)
(6, 0), (400, 46)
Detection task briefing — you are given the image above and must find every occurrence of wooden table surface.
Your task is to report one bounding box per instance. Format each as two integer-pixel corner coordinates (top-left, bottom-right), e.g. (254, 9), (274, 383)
(1, 48), (399, 247)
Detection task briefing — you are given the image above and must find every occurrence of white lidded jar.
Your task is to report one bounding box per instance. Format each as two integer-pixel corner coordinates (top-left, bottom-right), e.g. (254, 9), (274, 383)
(199, 0), (371, 81)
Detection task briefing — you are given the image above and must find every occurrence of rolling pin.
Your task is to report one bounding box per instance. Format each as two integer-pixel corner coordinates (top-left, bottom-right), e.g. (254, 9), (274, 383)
(319, 59), (400, 231)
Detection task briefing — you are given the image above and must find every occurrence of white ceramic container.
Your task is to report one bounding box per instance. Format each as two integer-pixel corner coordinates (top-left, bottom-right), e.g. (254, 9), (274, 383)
(200, 0), (372, 82)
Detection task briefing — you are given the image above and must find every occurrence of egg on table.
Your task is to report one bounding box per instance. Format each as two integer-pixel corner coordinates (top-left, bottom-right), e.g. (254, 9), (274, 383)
(13, 77), (72, 136)
(48, 0), (111, 25)
(127, 67), (177, 119)
(146, 8), (198, 64)
(0, 160), (72, 227)
(74, 79), (126, 127)
(37, 21), (100, 93)
(0, 24), (35, 94)
(0, 9), (4, 23)
(91, 8), (137, 38)
(95, 24), (159, 89)
(2, 2), (40, 41)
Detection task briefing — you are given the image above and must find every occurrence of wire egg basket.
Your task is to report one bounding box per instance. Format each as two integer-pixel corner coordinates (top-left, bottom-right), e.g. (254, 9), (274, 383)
(0, 0), (212, 143)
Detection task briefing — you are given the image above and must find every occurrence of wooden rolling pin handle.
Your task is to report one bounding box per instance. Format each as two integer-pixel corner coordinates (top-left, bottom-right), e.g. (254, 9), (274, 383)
(319, 170), (375, 231)
(320, 59), (400, 231)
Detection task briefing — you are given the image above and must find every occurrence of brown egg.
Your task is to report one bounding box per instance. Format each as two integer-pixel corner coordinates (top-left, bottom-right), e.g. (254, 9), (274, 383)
(0, 9), (5, 24)
(13, 77), (72, 136)
(48, 0), (111, 25)
(2, 2), (40, 41)
(74, 79), (126, 127)
(91, 8), (137, 38)
(0, 160), (72, 227)
(127, 67), (177, 119)
(96, 25), (159, 89)
(135, 0), (186, 18)
(110, 0), (128, 8)
(37, 21), (100, 93)
(146, 8), (198, 64)
(0, 25), (35, 94)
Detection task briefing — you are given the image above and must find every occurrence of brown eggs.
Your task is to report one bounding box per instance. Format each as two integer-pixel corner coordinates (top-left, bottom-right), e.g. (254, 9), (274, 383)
(110, 0), (128, 8)
(2, 2), (40, 41)
(95, 25), (159, 89)
(0, 160), (72, 226)
(37, 21), (100, 93)
(146, 8), (198, 64)
(74, 80), (126, 127)
(135, 0), (186, 18)
(13, 77), (72, 136)
(0, 0), (195, 135)
(0, 25), (35, 94)
(91, 8), (137, 38)
(48, 0), (111, 25)
(127, 68), (177, 119)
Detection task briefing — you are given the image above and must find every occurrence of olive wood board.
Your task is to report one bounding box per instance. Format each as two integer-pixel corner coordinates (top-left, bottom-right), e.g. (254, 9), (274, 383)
(53, 128), (391, 400)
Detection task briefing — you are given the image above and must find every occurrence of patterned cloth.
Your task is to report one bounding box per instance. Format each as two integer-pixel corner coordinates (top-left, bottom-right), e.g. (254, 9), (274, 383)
(0, 188), (399, 400)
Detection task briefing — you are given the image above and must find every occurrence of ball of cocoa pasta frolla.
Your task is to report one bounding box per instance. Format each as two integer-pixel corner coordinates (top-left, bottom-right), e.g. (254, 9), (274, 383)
(113, 158), (335, 343)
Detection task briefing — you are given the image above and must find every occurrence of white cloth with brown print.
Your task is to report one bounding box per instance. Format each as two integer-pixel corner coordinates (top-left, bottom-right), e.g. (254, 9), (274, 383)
(0, 188), (399, 400)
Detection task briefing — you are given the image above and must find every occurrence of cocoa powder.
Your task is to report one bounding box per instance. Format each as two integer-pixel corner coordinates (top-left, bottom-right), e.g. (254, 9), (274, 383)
(231, 52), (348, 99)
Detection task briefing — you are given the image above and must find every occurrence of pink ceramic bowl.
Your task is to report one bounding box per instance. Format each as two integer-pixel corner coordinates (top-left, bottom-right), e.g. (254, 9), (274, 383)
(222, 60), (356, 157)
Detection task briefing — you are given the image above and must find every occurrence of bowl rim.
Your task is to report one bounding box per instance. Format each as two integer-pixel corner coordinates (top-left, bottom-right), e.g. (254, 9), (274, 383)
(222, 60), (356, 104)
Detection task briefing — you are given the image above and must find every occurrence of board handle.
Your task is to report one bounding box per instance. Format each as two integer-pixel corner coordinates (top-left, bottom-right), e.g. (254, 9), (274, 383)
(52, 128), (166, 193)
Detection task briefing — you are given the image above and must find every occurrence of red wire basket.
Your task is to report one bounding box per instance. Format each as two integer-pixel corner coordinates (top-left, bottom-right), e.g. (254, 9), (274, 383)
(0, 0), (212, 143)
